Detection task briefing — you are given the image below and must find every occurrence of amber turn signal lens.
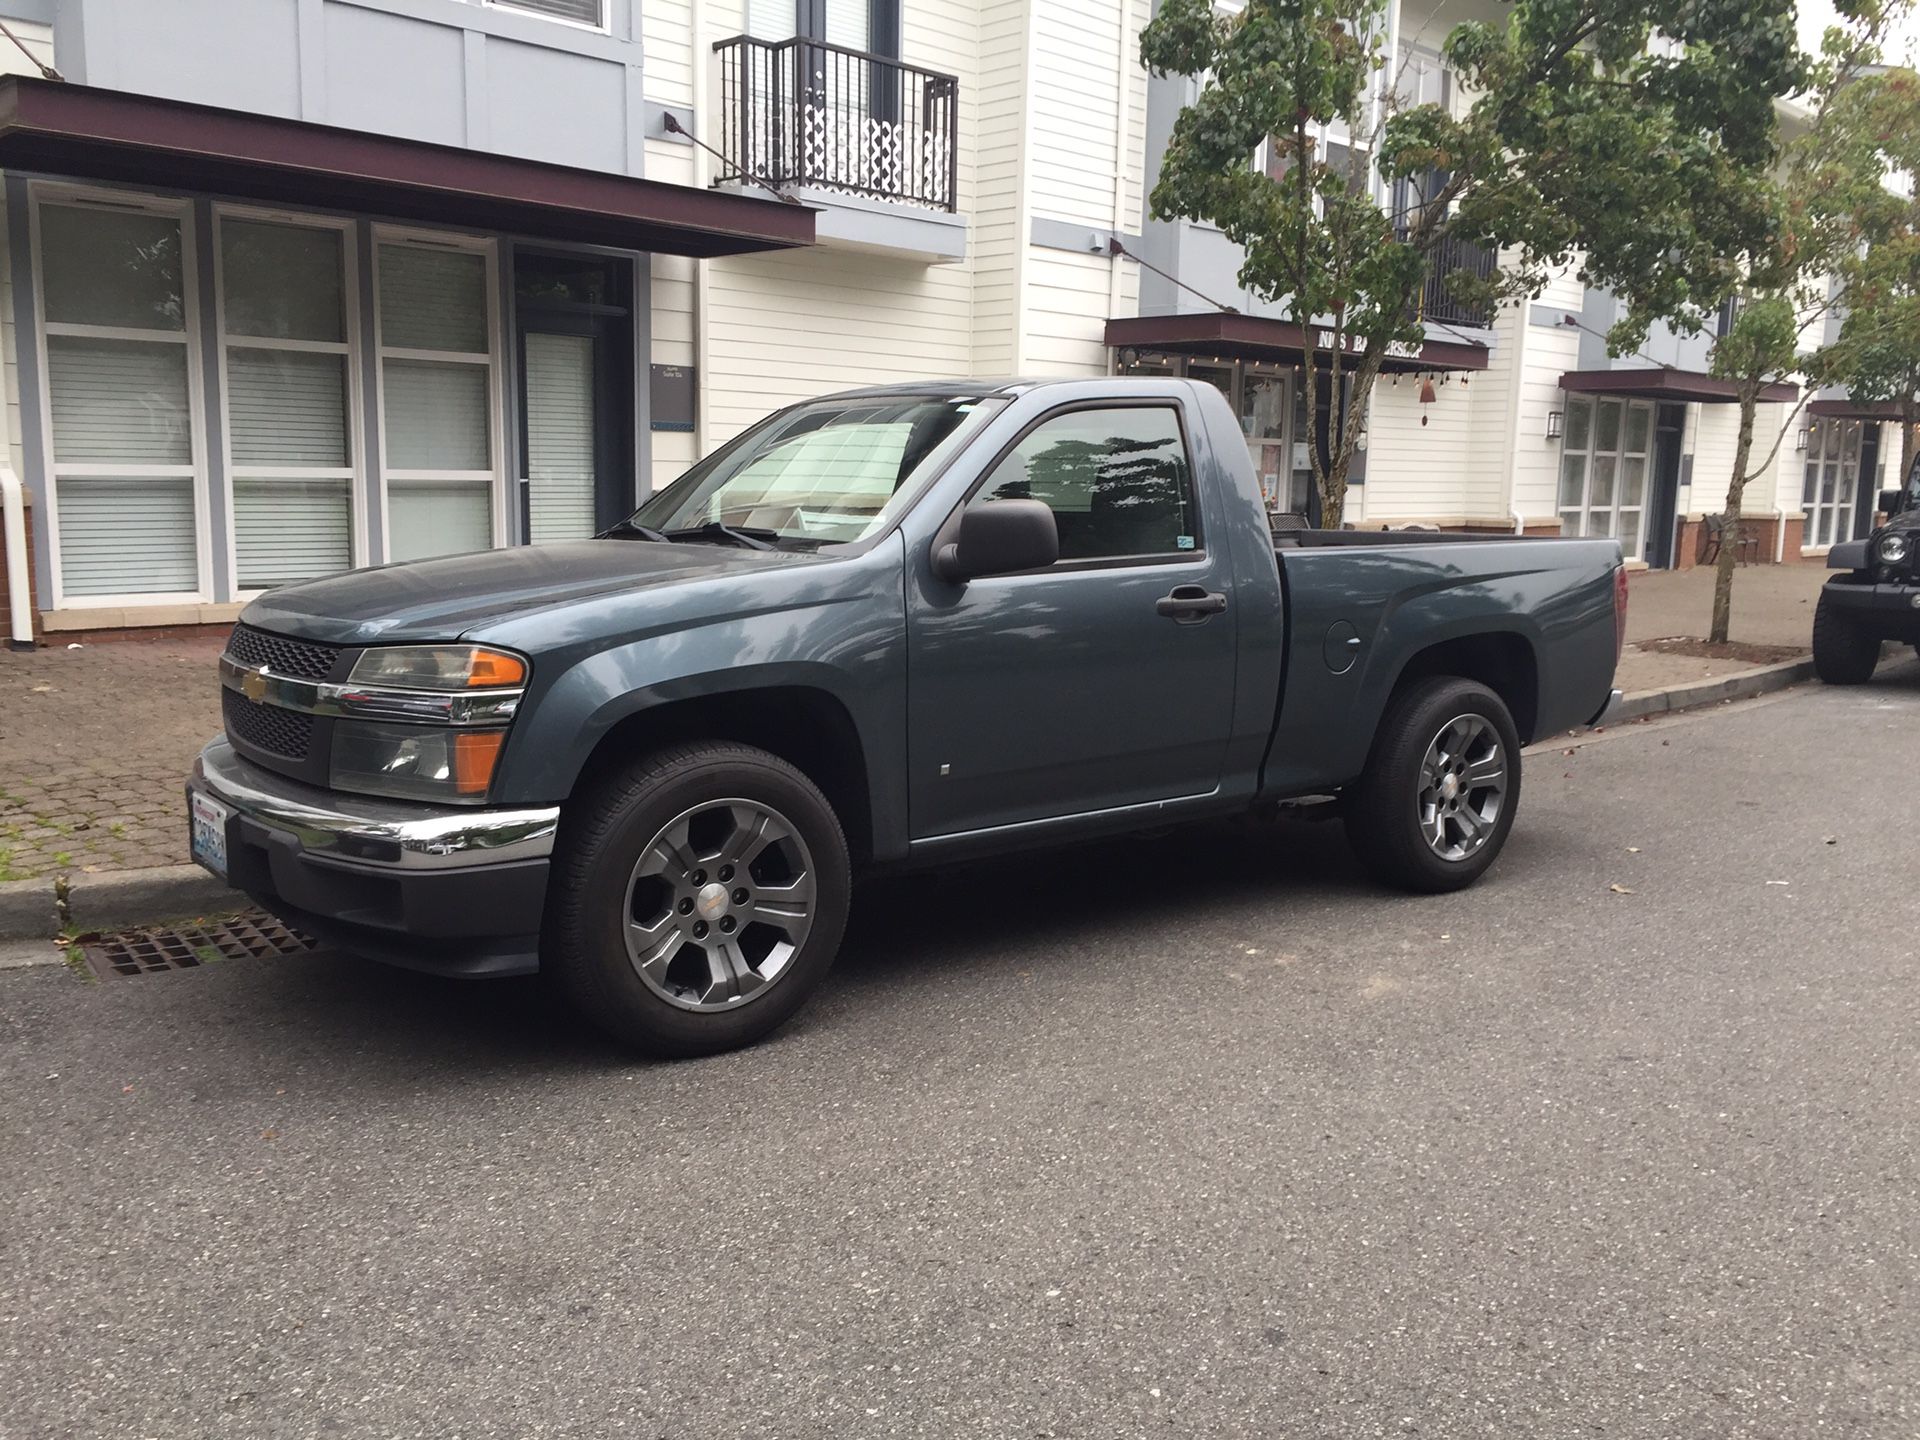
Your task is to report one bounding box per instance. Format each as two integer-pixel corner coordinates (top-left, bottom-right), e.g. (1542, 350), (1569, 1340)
(454, 731), (507, 795)
(466, 649), (528, 688)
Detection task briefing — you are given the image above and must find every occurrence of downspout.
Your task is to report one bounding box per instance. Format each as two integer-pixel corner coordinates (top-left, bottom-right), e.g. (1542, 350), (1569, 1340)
(1106, 0), (1134, 328)
(1511, 504), (1526, 535)
(2, 468), (28, 649)
(1775, 501), (1791, 564)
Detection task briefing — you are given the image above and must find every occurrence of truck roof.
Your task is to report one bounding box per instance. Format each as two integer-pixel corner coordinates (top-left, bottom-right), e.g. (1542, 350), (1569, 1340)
(807, 376), (1180, 404)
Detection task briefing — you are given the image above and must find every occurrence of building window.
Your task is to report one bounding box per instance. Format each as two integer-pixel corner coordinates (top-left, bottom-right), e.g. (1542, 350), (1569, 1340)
(374, 236), (501, 562)
(486, 0), (607, 30)
(1558, 394), (1652, 560)
(1803, 418), (1861, 550)
(34, 194), (204, 604)
(217, 213), (359, 592)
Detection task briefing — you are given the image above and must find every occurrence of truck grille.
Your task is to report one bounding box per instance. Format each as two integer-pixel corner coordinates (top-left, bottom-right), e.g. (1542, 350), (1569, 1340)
(225, 623), (340, 681)
(222, 689), (314, 761)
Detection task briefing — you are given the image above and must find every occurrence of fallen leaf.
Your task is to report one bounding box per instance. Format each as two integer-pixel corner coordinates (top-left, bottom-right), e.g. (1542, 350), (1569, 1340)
(1608, 883), (1635, 895)
(30, 683), (50, 693)
(1626, 846), (1641, 853)
(1823, 836), (1837, 846)
(261, 1129), (279, 1141)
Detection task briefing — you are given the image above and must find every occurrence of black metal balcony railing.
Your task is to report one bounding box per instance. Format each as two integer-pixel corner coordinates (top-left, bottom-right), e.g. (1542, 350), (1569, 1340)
(1415, 232), (1497, 329)
(713, 34), (959, 213)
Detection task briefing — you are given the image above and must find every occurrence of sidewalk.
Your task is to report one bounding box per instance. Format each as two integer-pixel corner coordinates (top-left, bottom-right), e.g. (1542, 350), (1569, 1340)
(0, 635), (222, 881)
(1616, 562), (1827, 694)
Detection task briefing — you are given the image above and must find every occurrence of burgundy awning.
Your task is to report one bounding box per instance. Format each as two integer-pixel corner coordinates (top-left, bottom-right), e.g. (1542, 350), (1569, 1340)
(0, 76), (814, 258)
(1106, 311), (1490, 374)
(1808, 398), (1904, 421)
(1558, 367), (1796, 405)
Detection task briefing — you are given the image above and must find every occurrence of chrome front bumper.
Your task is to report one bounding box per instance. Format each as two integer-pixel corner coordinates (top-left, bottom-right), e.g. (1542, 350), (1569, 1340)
(192, 737), (560, 872)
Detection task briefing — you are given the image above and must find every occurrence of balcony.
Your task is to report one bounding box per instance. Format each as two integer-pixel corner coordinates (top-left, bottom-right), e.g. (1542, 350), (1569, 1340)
(712, 35), (959, 216)
(1414, 233), (1497, 330)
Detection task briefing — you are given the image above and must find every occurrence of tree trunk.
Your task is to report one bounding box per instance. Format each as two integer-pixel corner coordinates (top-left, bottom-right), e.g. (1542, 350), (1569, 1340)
(1709, 393), (1759, 645)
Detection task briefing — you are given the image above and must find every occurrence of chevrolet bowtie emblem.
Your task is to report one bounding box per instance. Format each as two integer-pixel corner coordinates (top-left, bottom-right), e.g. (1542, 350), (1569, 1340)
(242, 668), (269, 702)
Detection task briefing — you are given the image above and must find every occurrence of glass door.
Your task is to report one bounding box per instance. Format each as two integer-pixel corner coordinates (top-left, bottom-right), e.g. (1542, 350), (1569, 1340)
(514, 251), (632, 544)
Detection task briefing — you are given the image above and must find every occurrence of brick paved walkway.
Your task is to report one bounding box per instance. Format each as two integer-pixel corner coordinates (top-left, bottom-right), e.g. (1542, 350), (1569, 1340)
(0, 635), (222, 880)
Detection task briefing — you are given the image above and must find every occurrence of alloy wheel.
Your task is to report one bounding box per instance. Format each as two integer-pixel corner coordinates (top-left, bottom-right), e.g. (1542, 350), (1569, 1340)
(622, 798), (817, 1012)
(1416, 714), (1509, 862)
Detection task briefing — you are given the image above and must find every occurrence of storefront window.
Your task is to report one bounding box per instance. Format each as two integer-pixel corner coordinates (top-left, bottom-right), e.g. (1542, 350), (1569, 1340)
(38, 197), (200, 601)
(376, 239), (499, 561)
(220, 215), (356, 591)
(1802, 419), (1860, 549)
(1558, 394), (1652, 560)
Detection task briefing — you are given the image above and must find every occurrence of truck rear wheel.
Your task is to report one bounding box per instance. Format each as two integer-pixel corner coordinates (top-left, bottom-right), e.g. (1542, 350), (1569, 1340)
(1812, 588), (1880, 685)
(1344, 677), (1521, 893)
(544, 741), (850, 1058)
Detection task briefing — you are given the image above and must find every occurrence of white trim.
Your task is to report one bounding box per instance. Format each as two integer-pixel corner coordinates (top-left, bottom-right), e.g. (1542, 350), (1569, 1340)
(212, 205), (367, 596)
(29, 182), (213, 608)
(370, 227), (507, 560)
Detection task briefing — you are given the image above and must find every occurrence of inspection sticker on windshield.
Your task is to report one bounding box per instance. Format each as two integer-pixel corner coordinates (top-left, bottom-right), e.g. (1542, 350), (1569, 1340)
(189, 791), (231, 881)
(1176, 535), (1195, 550)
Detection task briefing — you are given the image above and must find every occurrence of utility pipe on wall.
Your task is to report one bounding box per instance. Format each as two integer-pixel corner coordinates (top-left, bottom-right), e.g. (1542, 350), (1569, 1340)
(2, 467), (29, 649)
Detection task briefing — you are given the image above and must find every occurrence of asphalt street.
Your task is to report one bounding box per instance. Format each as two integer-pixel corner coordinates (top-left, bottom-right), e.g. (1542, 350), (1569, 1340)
(3, 666), (1918, 1439)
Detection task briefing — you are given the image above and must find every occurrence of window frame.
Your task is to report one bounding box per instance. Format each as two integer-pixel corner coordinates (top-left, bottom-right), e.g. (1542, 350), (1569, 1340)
(1802, 417), (1861, 552)
(213, 205), (366, 599)
(1557, 393), (1653, 560)
(949, 399), (1208, 573)
(483, 0), (609, 35)
(29, 182), (211, 609)
(371, 226), (507, 562)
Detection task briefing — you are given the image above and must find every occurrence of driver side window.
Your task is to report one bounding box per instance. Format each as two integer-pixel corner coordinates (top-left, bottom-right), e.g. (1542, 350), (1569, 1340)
(969, 406), (1198, 562)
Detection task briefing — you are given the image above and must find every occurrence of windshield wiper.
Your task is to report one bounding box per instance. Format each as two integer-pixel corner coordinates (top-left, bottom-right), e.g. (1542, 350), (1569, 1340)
(599, 518), (673, 542)
(664, 521), (778, 551)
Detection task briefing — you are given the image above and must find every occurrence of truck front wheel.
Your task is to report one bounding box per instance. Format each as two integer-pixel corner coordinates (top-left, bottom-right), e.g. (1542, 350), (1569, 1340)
(544, 741), (851, 1057)
(1811, 588), (1880, 685)
(1344, 677), (1522, 894)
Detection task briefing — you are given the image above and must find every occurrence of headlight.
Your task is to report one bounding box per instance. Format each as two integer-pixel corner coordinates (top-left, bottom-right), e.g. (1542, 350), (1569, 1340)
(1877, 532), (1911, 566)
(349, 645), (528, 690)
(330, 723), (507, 804)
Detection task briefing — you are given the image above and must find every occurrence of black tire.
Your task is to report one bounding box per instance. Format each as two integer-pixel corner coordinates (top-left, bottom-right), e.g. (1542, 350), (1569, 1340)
(1344, 677), (1522, 894)
(1812, 587), (1880, 685)
(543, 741), (851, 1058)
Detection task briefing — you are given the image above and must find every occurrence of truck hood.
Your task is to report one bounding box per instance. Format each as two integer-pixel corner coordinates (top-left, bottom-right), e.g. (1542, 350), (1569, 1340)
(240, 540), (825, 645)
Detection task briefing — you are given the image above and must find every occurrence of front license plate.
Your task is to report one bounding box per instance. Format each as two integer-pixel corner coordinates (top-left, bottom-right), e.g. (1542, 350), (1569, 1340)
(189, 790), (232, 881)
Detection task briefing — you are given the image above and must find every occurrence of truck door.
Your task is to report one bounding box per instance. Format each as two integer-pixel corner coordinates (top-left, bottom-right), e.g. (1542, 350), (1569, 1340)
(906, 400), (1240, 838)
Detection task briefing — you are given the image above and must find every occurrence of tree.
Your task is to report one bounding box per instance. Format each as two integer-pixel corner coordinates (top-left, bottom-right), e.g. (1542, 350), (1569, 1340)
(1820, 64), (1920, 492)
(1141, 0), (1802, 528)
(1699, 6), (1908, 643)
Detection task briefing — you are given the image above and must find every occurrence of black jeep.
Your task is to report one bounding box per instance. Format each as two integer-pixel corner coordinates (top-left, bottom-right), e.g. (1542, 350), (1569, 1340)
(1814, 454), (1920, 684)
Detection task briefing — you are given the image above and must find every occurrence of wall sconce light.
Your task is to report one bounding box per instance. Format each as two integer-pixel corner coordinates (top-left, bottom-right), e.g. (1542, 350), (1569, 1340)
(1795, 422), (1810, 452)
(1545, 409), (1565, 441)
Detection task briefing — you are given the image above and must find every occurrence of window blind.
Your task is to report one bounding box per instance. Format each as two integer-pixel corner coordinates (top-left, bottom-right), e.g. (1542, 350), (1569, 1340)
(493, 0), (603, 24)
(383, 360), (490, 471)
(48, 336), (192, 465)
(234, 480), (352, 589)
(526, 333), (598, 543)
(230, 349), (348, 467)
(747, 0), (796, 39)
(57, 477), (197, 596)
(389, 481), (492, 561)
(378, 246), (488, 354)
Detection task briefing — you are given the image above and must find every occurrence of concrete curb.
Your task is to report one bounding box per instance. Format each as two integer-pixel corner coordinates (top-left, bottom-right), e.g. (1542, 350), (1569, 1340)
(1610, 656), (1815, 723)
(0, 863), (236, 944)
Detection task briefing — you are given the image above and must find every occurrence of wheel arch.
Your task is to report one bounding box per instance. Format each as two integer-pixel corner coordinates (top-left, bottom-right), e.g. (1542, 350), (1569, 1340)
(570, 685), (877, 866)
(1384, 631), (1541, 743)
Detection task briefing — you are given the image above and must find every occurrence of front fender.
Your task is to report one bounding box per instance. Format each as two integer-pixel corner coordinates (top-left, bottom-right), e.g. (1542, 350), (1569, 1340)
(1828, 539), (1870, 570)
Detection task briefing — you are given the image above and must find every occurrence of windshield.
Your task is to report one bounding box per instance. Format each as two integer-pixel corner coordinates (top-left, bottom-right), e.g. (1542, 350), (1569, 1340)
(1903, 453), (1920, 518)
(627, 393), (1007, 548)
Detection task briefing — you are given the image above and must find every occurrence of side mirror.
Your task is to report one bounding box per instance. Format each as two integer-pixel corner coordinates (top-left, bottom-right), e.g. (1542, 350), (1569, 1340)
(1879, 489), (1904, 519)
(934, 499), (1059, 582)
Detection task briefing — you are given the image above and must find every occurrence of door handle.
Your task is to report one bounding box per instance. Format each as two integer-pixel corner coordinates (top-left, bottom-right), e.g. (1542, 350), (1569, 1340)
(1156, 584), (1228, 622)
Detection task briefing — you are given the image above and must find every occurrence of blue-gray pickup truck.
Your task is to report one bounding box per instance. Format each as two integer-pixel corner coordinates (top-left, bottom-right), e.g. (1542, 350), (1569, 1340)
(189, 377), (1625, 1055)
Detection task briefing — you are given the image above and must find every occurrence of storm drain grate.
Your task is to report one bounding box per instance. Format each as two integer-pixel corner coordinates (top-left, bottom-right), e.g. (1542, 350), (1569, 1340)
(78, 910), (319, 980)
